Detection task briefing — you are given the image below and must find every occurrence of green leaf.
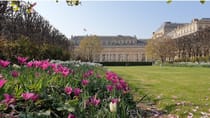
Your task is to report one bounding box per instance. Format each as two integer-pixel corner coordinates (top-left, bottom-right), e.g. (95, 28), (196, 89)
(56, 107), (64, 111)
(10, 1), (20, 12)
(66, 0), (80, 6)
(67, 107), (75, 112)
(200, 0), (205, 4)
(166, 0), (172, 4)
(10, 1), (16, 7)
(37, 110), (51, 116)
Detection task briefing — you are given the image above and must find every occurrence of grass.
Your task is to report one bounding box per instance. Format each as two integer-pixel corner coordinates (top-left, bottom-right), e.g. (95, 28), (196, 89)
(106, 66), (210, 117)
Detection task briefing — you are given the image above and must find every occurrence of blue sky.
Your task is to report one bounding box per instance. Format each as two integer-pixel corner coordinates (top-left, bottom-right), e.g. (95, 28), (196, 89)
(34, 1), (210, 39)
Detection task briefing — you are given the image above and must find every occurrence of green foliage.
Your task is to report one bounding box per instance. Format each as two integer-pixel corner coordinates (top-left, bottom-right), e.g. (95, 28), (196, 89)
(0, 36), (71, 62)
(0, 0), (80, 14)
(200, 0), (206, 4)
(166, 0), (172, 4)
(0, 1), (74, 61)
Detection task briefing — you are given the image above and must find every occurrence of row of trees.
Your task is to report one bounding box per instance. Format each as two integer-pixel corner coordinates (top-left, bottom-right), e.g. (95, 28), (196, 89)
(174, 27), (210, 62)
(0, 1), (74, 61)
(146, 27), (210, 63)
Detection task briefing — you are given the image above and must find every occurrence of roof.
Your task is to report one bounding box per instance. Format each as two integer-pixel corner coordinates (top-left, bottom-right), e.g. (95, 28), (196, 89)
(71, 35), (138, 41)
(155, 22), (187, 34)
(71, 35), (147, 46)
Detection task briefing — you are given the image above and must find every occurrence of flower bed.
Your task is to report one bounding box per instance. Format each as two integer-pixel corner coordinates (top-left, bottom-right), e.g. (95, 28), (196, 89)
(0, 57), (138, 118)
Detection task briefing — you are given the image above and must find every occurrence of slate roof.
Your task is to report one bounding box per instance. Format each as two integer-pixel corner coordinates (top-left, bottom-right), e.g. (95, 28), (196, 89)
(71, 35), (147, 46)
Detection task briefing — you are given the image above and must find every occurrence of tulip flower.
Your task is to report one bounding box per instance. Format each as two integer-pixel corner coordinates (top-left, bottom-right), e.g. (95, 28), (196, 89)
(109, 102), (117, 112)
(0, 59), (10, 68)
(17, 56), (28, 64)
(11, 70), (19, 78)
(0, 79), (7, 88)
(81, 79), (89, 86)
(106, 85), (113, 92)
(2, 94), (16, 105)
(65, 87), (73, 95)
(22, 92), (39, 101)
(73, 88), (82, 96)
(68, 113), (76, 118)
(87, 96), (100, 106)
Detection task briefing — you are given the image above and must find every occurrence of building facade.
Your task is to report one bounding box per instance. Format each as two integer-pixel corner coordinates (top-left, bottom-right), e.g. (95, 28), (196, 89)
(153, 18), (210, 39)
(152, 22), (186, 39)
(71, 35), (147, 62)
(152, 18), (210, 61)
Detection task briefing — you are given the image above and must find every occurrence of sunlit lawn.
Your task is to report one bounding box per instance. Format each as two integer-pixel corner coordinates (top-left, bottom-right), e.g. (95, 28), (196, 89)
(107, 66), (210, 117)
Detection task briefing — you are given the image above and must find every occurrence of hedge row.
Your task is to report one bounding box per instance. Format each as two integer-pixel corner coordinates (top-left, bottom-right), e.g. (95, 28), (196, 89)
(97, 62), (152, 66)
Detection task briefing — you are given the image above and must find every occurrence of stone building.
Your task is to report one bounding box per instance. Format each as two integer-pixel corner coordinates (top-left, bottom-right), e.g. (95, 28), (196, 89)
(71, 35), (147, 62)
(152, 18), (210, 60)
(153, 18), (210, 39)
(152, 22), (186, 39)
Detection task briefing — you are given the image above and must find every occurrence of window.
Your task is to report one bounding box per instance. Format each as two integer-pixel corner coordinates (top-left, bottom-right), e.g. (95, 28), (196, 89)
(118, 54), (121, 61)
(102, 54), (105, 61)
(113, 54), (116, 61)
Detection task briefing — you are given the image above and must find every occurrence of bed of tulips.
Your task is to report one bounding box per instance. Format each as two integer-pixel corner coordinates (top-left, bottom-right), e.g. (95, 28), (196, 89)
(0, 57), (139, 118)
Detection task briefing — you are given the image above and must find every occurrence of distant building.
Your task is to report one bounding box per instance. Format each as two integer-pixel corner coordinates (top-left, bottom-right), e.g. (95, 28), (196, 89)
(71, 35), (147, 62)
(153, 18), (210, 39)
(152, 22), (186, 39)
(152, 18), (210, 61)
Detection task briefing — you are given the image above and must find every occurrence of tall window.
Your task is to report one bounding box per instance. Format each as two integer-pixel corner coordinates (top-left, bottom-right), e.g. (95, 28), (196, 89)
(102, 54), (105, 61)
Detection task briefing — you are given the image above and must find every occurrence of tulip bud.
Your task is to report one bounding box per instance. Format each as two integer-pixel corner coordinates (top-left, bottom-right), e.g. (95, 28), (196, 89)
(109, 102), (117, 112)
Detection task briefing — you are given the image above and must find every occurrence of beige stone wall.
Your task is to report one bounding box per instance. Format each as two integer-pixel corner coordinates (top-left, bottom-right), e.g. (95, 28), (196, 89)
(170, 22), (198, 39)
(96, 46), (145, 62)
(74, 46), (146, 62)
(72, 35), (147, 62)
(167, 18), (210, 39)
(153, 18), (210, 39)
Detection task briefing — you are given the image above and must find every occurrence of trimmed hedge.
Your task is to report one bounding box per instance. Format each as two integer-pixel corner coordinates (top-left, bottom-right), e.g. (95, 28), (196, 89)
(97, 62), (152, 66)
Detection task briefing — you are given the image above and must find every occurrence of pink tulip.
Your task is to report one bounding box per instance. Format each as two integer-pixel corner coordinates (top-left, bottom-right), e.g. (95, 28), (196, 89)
(33, 61), (42, 68)
(27, 61), (33, 68)
(115, 83), (123, 90)
(73, 88), (82, 96)
(0, 79), (7, 88)
(68, 113), (76, 118)
(0, 59), (10, 68)
(105, 71), (119, 82)
(2, 94), (15, 105)
(81, 79), (89, 86)
(65, 87), (73, 95)
(87, 96), (100, 106)
(11, 70), (19, 78)
(83, 70), (94, 78)
(17, 56), (28, 64)
(106, 85), (113, 92)
(62, 68), (70, 77)
(40, 62), (50, 70)
(22, 92), (39, 101)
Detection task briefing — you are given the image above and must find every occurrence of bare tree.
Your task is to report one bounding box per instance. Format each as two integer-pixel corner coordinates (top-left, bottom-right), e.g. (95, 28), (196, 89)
(146, 36), (176, 63)
(78, 35), (102, 62)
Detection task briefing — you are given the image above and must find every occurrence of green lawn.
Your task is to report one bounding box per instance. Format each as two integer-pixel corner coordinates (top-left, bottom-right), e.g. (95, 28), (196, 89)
(107, 66), (210, 117)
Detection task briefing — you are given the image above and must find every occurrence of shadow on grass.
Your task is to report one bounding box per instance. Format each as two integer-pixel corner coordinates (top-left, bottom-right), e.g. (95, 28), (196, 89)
(162, 104), (177, 113)
(131, 84), (178, 117)
(132, 85), (166, 118)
